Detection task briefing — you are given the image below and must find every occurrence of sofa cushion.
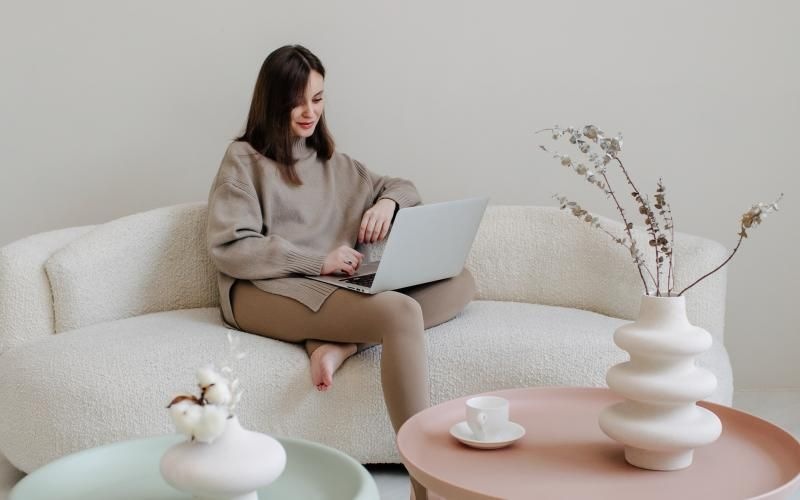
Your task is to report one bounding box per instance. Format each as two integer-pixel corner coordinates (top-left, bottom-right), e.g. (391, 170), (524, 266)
(44, 203), (219, 333)
(0, 301), (733, 472)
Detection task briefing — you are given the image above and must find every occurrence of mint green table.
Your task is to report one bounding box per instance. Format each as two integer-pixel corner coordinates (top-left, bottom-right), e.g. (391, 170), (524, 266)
(10, 434), (380, 500)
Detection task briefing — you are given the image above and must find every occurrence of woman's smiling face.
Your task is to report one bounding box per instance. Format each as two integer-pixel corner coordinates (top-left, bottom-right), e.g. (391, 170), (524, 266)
(290, 70), (325, 138)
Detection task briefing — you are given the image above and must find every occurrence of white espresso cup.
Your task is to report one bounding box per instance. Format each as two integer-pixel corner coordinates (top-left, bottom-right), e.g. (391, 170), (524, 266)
(465, 396), (510, 441)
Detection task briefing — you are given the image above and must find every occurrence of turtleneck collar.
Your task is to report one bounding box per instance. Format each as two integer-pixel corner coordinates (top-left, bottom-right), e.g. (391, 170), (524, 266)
(292, 137), (315, 161)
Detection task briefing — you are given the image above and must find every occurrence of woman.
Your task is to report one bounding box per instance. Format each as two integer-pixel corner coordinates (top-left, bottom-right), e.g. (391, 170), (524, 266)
(206, 44), (475, 500)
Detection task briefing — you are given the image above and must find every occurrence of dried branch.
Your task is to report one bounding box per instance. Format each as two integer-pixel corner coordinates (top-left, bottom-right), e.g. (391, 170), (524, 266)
(654, 179), (675, 294)
(539, 124), (782, 298)
(678, 194), (783, 296)
(616, 157), (663, 295)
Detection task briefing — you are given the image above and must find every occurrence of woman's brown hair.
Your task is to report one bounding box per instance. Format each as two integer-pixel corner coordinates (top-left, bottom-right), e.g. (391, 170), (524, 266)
(235, 45), (335, 185)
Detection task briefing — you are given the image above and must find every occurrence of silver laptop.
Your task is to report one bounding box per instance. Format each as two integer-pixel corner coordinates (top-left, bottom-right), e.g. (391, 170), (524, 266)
(307, 197), (489, 294)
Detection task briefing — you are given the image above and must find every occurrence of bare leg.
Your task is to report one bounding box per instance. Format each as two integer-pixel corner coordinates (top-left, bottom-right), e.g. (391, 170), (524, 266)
(305, 340), (358, 391)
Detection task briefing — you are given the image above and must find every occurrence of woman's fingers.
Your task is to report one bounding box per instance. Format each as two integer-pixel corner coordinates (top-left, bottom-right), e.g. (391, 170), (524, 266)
(359, 213), (375, 243)
(357, 220), (366, 244)
(360, 201), (396, 244)
(351, 251), (363, 267)
(362, 214), (391, 243)
(376, 219), (390, 242)
(341, 248), (364, 272)
(372, 218), (382, 242)
(366, 215), (379, 243)
(339, 258), (355, 275)
(323, 246), (365, 276)
(370, 218), (389, 242)
(343, 255), (358, 270)
(360, 214), (397, 243)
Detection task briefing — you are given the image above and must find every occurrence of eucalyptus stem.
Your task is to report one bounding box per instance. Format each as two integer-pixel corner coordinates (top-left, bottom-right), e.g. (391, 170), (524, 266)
(678, 233), (743, 296)
(539, 125), (781, 300)
(664, 201), (675, 294)
(615, 157), (663, 295)
(600, 171), (651, 294)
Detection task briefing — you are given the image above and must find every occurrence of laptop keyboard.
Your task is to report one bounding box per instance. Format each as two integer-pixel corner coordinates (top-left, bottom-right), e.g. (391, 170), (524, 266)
(341, 274), (376, 287)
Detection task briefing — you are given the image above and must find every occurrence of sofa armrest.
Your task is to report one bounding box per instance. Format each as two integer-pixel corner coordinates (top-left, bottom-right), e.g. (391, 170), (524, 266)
(0, 225), (95, 356)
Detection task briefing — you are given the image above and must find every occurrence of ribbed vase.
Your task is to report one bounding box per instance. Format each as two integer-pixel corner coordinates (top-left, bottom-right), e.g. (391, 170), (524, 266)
(598, 295), (722, 470)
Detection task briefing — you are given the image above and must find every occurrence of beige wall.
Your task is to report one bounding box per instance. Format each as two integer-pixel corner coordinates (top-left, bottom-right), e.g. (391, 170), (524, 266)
(1, 1), (797, 389)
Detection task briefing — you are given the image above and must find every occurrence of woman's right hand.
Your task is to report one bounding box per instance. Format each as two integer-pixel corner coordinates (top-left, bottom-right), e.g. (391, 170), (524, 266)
(321, 246), (364, 276)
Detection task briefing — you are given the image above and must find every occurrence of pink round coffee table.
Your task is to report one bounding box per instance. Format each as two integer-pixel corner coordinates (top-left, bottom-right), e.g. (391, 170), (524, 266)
(397, 387), (800, 500)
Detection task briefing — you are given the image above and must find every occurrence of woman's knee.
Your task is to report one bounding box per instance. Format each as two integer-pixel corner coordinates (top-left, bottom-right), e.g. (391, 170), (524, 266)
(373, 292), (424, 334)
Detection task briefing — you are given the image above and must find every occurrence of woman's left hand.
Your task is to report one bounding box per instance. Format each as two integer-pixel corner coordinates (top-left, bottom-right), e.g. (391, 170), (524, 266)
(358, 198), (397, 244)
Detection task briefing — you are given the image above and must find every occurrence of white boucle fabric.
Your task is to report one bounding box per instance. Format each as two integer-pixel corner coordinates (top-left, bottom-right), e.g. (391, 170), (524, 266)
(0, 304), (733, 473)
(41, 204), (728, 341)
(45, 203), (219, 333)
(0, 203), (735, 473)
(466, 206), (729, 340)
(0, 225), (95, 356)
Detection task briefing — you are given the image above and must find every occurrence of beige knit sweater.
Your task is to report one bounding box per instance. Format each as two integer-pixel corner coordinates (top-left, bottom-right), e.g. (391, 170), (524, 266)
(207, 139), (422, 328)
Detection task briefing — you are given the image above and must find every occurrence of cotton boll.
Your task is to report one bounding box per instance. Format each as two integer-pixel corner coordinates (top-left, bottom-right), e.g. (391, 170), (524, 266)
(205, 380), (232, 406)
(170, 401), (202, 438)
(193, 405), (229, 443)
(197, 365), (221, 388)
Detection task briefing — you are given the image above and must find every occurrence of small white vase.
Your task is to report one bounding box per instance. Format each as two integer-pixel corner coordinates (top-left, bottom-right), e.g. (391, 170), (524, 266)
(160, 416), (286, 500)
(598, 294), (722, 471)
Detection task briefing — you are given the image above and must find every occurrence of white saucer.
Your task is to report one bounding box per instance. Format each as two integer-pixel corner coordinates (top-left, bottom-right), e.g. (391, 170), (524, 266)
(449, 421), (526, 449)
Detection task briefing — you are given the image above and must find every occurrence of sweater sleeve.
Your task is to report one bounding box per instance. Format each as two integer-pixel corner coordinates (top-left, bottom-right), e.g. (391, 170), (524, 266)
(357, 160), (422, 209)
(206, 180), (327, 279)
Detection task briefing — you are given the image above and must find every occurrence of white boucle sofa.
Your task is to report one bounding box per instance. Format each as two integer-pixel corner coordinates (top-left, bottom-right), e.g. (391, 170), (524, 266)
(0, 203), (733, 473)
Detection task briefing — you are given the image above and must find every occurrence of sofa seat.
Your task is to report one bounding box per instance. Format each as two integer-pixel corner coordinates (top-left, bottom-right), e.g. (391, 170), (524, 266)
(0, 300), (732, 473)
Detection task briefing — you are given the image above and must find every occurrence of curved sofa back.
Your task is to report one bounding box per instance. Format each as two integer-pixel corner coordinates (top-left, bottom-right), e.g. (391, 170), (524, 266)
(40, 203), (727, 339)
(467, 206), (728, 339)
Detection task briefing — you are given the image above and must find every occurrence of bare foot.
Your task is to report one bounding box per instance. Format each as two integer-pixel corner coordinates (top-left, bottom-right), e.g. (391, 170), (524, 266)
(310, 343), (358, 391)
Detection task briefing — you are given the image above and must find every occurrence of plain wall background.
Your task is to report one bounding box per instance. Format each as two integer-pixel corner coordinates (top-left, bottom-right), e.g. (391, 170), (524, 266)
(1, 1), (797, 389)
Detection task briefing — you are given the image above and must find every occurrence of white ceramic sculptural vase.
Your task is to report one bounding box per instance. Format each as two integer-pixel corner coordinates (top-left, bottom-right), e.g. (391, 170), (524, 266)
(160, 416), (286, 500)
(598, 294), (722, 471)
